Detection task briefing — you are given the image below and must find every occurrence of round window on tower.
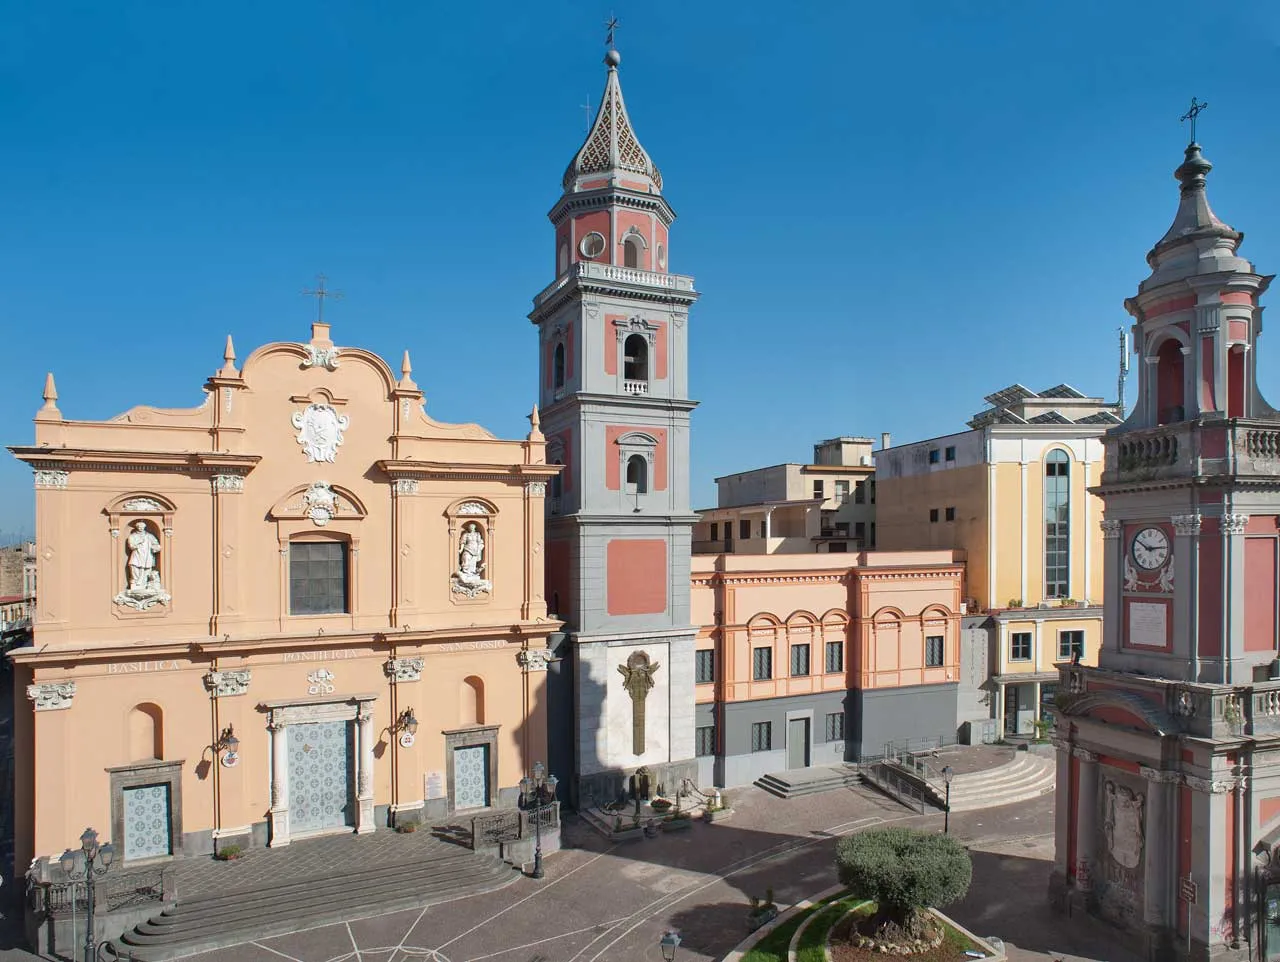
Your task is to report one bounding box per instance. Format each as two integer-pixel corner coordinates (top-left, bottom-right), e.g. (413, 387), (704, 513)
(656, 244), (666, 270)
(579, 232), (606, 259)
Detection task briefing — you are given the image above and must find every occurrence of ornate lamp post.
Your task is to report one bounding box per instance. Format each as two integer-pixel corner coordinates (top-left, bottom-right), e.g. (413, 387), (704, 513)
(941, 765), (954, 834)
(518, 761), (558, 880)
(59, 827), (115, 962)
(659, 930), (682, 961)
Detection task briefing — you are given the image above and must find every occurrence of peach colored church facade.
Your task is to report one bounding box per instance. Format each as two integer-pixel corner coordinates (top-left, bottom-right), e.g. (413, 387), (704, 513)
(7, 320), (559, 873)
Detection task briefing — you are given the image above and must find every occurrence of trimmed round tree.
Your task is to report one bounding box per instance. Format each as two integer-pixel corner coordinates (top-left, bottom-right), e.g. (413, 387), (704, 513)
(836, 828), (972, 939)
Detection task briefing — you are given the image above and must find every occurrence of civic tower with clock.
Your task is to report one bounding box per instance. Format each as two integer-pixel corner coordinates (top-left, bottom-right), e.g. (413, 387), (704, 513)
(1049, 130), (1280, 961)
(531, 43), (700, 806)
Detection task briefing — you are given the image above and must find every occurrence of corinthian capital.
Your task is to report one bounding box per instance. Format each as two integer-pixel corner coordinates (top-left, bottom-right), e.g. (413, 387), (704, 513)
(1171, 514), (1202, 536)
(1100, 520), (1122, 539)
(1222, 514), (1250, 536)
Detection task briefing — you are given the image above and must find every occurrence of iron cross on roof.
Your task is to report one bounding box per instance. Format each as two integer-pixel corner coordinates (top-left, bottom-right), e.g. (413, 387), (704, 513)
(1180, 97), (1208, 144)
(302, 274), (342, 323)
(605, 15), (618, 48)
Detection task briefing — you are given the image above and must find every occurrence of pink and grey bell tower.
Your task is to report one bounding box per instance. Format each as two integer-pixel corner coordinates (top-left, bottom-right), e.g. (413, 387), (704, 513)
(1050, 113), (1280, 961)
(530, 42), (700, 806)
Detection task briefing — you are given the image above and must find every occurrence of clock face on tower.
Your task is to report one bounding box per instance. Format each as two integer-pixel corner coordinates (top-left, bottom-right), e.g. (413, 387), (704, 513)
(1131, 526), (1170, 570)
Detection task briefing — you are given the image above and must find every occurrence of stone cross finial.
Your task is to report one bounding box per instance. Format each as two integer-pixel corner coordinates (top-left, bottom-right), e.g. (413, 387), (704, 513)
(302, 274), (342, 323)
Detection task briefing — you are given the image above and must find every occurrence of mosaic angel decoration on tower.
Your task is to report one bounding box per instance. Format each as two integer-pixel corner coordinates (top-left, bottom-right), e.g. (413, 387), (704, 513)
(618, 650), (660, 755)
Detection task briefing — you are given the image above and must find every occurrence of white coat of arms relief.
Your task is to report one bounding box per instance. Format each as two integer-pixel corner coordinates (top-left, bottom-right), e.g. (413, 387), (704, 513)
(292, 403), (350, 463)
(1104, 780), (1145, 870)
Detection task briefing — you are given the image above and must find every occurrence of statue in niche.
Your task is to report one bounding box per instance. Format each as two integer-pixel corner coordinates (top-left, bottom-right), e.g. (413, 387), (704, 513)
(1104, 780), (1145, 870)
(618, 651), (660, 756)
(114, 520), (171, 611)
(451, 522), (492, 598)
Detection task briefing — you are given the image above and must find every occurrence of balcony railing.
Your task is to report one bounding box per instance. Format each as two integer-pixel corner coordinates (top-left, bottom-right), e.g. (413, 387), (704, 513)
(623, 380), (648, 395)
(534, 261), (696, 307)
(1104, 418), (1280, 486)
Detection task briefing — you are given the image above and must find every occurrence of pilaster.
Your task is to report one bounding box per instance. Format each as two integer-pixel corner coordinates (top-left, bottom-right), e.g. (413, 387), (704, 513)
(1221, 514), (1248, 683)
(1171, 513), (1202, 680)
(1140, 766), (1179, 930)
(1051, 736), (1071, 877)
(211, 473), (245, 634)
(390, 478), (418, 626)
(356, 703), (376, 834)
(1101, 520), (1123, 655)
(1074, 746), (1099, 891)
(267, 718), (290, 847)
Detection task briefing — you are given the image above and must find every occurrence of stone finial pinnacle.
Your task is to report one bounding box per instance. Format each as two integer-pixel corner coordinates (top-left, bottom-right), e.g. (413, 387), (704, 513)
(530, 404), (541, 429)
(37, 372), (62, 421)
(527, 404), (543, 442)
(224, 334), (236, 363)
(218, 334), (239, 377)
(401, 350), (412, 378)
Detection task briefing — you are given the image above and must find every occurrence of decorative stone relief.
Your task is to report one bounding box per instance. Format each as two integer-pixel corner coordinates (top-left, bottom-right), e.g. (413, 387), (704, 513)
(1048, 735), (1070, 752)
(1139, 766), (1181, 784)
(517, 649), (554, 672)
(301, 481), (339, 526)
(457, 501), (489, 515)
(384, 657), (424, 683)
(1175, 688), (1197, 717)
(33, 470), (69, 489)
(27, 681), (75, 711)
(203, 669), (252, 698)
(1157, 564), (1174, 593)
(1123, 556), (1139, 591)
(122, 498), (165, 512)
(1071, 746), (1098, 763)
(307, 668), (336, 695)
(1171, 513), (1202, 536)
(113, 520), (171, 611)
(393, 479), (419, 496)
(525, 482), (547, 497)
(451, 522), (492, 598)
(618, 650), (660, 756)
(292, 403), (350, 463)
(211, 475), (245, 493)
(1184, 774), (1236, 794)
(301, 344), (341, 371)
(1223, 514), (1250, 535)
(1103, 780), (1146, 870)
(1100, 519), (1122, 539)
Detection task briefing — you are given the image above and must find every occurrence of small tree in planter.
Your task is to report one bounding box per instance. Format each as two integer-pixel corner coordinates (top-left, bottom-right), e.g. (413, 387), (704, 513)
(746, 887), (777, 931)
(835, 828), (971, 946)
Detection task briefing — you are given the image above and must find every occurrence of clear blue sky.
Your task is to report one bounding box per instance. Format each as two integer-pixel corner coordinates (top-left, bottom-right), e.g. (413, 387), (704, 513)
(2, 1), (1279, 536)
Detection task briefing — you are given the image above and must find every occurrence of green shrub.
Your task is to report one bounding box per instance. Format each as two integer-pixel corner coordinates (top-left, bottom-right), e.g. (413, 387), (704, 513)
(213, 844), (243, 861)
(835, 828), (971, 935)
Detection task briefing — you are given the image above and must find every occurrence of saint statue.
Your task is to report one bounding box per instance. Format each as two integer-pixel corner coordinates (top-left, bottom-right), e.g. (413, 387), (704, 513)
(126, 521), (161, 591)
(618, 651), (660, 756)
(451, 522), (493, 597)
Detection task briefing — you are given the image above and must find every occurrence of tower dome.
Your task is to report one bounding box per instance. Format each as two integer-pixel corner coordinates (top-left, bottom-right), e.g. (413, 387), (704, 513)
(562, 48), (663, 194)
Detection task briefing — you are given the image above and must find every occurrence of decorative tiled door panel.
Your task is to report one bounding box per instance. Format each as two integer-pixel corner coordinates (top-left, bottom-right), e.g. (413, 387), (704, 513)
(288, 720), (354, 833)
(453, 744), (489, 810)
(123, 783), (172, 861)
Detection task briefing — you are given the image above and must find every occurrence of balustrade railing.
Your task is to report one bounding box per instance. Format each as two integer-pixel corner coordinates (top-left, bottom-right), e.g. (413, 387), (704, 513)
(623, 379), (648, 395)
(534, 261), (696, 306)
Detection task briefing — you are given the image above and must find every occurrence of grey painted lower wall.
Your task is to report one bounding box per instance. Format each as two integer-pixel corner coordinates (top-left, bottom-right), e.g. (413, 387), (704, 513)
(703, 690), (852, 789)
(957, 616), (993, 727)
(855, 683), (959, 758)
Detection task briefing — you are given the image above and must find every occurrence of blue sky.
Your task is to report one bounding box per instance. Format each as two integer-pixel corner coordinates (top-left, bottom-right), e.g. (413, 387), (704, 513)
(1, 1), (1279, 536)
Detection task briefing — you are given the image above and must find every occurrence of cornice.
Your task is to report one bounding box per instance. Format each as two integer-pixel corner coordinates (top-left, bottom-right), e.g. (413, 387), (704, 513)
(9, 447), (261, 472)
(375, 461), (560, 483)
(548, 188), (676, 225)
(540, 394), (700, 418)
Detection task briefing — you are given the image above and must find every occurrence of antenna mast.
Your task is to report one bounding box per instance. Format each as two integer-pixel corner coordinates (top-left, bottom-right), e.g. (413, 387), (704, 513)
(1117, 326), (1131, 414)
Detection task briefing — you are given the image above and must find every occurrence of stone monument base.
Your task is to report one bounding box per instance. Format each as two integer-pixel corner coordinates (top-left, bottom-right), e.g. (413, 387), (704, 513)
(572, 758), (699, 811)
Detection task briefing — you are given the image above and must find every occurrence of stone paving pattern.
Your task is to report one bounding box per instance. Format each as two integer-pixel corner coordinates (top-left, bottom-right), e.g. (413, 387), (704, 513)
(0, 753), (1142, 962)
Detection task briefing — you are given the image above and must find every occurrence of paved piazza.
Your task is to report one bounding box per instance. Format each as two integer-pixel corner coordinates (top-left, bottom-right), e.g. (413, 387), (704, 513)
(0, 779), (1138, 962)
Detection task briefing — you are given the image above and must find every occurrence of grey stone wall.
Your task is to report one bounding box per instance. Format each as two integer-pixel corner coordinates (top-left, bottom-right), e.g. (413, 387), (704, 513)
(855, 683), (959, 758)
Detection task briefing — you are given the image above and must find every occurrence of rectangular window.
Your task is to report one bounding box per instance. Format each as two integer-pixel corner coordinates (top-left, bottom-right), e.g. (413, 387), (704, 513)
(1010, 631), (1032, 660)
(760, 520), (767, 539)
(813, 480), (824, 499)
(869, 480), (876, 504)
(854, 521), (866, 542)
(827, 542), (848, 553)
(925, 635), (945, 667)
(695, 649), (715, 684)
(945, 506), (956, 522)
(825, 712), (845, 742)
(869, 522), (876, 546)
(928, 449), (940, 464)
(854, 479), (866, 504)
(929, 508), (939, 523)
(825, 640), (844, 673)
(790, 643), (810, 677)
(696, 725), (716, 756)
(945, 445), (957, 461)
(1045, 453), (1071, 599)
(739, 519), (751, 540)
(753, 647), (773, 680)
(710, 522), (718, 541)
(1058, 630), (1085, 662)
(751, 721), (773, 752)
(289, 541), (349, 615)
(835, 480), (850, 503)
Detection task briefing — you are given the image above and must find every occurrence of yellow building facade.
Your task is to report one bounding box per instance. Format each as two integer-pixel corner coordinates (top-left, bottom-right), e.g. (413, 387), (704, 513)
(875, 384), (1116, 735)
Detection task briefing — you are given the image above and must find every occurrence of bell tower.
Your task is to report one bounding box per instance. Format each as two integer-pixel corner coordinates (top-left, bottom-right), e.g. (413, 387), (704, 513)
(531, 43), (700, 804)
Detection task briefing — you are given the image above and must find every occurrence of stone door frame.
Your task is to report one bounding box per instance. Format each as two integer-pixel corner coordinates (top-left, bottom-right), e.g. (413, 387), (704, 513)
(443, 725), (500, 815)
(259, 693), (378, 847)
(106, 759), (185, 865)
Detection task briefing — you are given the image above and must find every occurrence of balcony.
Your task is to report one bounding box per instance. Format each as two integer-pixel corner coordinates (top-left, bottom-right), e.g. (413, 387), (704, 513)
(1102, 418), (1280, 487)
(533, 261), (697, 308)
(623, 380), (649, 396)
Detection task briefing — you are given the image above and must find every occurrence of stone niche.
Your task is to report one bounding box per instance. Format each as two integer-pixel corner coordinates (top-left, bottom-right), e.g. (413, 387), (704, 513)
(1094, 769), (1147, 928)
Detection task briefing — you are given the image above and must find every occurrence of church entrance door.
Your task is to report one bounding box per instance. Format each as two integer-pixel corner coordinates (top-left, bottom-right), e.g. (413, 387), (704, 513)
(453, 744), (490, 810)
(787, 718), (810, 770)
(288, 720), (354, 835)
(123, 783), (173, 861)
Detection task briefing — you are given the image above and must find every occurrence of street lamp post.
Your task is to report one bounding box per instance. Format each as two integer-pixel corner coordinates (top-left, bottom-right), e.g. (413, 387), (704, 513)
(941, 765), (954, 835)
(519, 761), (558, 880)
(659, 930), (682, 961)
(60, 827), (115, 962)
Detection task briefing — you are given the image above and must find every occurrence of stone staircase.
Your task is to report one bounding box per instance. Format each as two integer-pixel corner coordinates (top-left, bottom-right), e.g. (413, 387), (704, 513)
(756, 763), (862, 799)
(112, 840), (516, 961)
(945, 752), (1055, 813)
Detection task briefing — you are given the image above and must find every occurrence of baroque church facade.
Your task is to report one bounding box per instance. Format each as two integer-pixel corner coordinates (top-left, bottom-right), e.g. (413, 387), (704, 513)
(1050, 135), (1280, 961)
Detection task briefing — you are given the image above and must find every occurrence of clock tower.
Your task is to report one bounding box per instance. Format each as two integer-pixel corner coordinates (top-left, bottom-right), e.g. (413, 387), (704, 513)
(1050, 130), (1280, 961)
(531, 43), (700, 805)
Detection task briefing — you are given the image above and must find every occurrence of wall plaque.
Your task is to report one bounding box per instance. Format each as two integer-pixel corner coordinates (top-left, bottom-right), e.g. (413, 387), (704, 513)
(425, 771), (446, 800)
(1128, 601), (1168, 647)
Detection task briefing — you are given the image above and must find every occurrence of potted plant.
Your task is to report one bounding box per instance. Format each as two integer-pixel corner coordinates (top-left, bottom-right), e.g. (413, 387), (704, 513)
(213, 844), (244, 862)
(746, 888), (778, 931)
(650, 797), (673, 813)
(661, 811), (693, 832)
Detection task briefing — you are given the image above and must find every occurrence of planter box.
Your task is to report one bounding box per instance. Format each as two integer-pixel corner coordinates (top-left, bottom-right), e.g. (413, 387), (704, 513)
(746, 906), (778, 932)
(703, 807), (734, 823)
(661, 818), (693, 832)
(610, 827), (646, 843)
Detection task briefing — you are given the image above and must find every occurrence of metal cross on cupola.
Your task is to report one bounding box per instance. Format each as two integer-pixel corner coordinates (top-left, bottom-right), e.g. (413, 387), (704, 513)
(302, 274), (342, 323)
(604, 14), (618, 49)
(1180, 97), (1208, 145)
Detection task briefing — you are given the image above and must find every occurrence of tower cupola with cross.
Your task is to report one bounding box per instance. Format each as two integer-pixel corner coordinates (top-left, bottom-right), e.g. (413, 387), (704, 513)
(531, 37), (700, 805)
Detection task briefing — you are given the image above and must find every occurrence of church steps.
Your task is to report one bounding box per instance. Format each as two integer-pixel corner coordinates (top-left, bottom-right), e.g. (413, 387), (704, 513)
(945, 755), (1055, 813)
(115, 850), (515, 961)
(754, 764), (862, 799)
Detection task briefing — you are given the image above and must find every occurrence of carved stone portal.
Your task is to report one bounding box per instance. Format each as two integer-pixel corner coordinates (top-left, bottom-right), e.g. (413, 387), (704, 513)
(113, 520), (171, 611)
(618, 650), (660, 756)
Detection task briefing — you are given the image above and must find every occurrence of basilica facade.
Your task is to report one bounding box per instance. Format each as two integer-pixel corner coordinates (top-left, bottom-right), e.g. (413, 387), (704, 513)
(8, 319), (558, 873)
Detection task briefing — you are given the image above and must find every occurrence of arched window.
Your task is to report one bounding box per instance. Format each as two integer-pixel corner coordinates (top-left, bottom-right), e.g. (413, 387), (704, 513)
(1044, 449), (1070, 600)
(626, 455), (648, 495)
(553, 342), (566, 390)
(623, 334), (648, 383)
(1156, 338), (1185, 424)
(462, 676), (485, 726)
(558, 243), (569, 275)
(129, 703), (163, 761)
(623, 236), (642, 268)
